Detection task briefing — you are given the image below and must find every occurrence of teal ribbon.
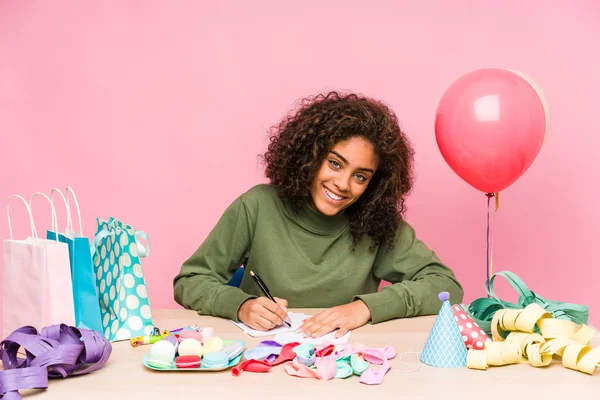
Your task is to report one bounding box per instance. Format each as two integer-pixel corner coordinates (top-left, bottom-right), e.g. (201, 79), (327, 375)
(461, 270), (589, 337)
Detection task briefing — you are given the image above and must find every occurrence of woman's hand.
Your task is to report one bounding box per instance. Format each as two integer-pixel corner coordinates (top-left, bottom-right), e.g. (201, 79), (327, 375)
(297, 300), (371, 338)
(238, 297), (289, 331)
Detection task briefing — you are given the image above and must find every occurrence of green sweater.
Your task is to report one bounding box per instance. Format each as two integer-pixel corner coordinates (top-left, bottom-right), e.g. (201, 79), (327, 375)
(173, 184), (463, 324)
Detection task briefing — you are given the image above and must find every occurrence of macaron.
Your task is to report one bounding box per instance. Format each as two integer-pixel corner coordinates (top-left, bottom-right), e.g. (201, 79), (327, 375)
(147, 339), (176, 368)
(175, 355), (201, 369)
(178, 338), (203, 357)
(202, 336), (224, 355)
(222, 341), (245, 360)
(202, 327), (214, 343)
(163, 335), (179, 350)
(201, 351), (229, 369)
(178, 330), (204, 343)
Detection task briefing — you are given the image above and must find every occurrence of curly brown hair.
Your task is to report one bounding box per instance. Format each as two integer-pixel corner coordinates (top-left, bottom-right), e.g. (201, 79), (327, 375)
(261, 91), (415, 249)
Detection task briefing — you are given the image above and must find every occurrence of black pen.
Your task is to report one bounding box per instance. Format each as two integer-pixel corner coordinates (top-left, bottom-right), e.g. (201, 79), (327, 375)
(249, 271), (292, 327)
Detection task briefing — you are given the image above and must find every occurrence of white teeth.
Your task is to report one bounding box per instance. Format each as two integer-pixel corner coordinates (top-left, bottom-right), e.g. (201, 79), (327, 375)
(324, 187), (343, 201)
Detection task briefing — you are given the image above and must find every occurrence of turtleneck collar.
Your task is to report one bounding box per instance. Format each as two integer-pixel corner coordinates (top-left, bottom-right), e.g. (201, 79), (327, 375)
(293, 202), (349, 236)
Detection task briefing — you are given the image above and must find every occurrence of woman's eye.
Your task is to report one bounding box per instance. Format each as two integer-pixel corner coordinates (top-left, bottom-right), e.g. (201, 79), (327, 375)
(329, 160), (341, 169)
(354, 174), (367, 182)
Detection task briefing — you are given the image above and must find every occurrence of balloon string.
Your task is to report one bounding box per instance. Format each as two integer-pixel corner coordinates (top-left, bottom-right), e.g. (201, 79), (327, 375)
(485, 193), (499, 297)
(486, 194), (491, 296)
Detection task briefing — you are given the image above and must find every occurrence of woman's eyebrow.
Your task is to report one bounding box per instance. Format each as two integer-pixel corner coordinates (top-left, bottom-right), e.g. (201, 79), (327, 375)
(329, 151), (375, 174)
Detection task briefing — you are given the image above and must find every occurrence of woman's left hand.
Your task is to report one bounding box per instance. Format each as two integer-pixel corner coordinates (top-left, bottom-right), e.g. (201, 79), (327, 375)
(297, 300), (371, 339)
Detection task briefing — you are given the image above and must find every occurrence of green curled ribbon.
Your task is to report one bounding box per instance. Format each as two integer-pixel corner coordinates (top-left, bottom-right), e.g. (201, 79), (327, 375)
(461, 270), (589, 336)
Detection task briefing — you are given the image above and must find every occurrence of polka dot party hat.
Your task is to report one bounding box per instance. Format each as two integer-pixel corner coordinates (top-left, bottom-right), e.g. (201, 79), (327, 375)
(419, 292), (468, 368)
(452, 304), (492, 350)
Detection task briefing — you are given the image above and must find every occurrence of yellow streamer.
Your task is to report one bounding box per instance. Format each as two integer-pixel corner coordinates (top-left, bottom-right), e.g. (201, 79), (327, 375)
(467, 303), (600, 375)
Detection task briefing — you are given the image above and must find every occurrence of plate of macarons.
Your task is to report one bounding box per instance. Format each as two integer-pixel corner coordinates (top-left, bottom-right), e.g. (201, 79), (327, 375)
(143, 329), (246, 371)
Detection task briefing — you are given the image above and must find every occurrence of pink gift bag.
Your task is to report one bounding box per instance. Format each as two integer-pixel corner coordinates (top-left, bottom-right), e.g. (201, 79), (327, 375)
(1, 193), (75, 340)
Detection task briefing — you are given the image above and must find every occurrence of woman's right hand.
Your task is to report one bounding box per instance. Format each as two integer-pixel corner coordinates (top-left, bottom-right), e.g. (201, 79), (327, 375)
(238, 297), (289, 331)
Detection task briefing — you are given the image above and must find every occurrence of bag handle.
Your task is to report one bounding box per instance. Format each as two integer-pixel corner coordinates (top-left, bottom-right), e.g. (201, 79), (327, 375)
(134, 230), (150, 257)
(91, 227), (150, 258)
(6, 195), (38, 241)
(91, 229), (113, 257)
(65, 186), (83, 237)
(28, 192), (59, 241)
(49, 188), (72, 236)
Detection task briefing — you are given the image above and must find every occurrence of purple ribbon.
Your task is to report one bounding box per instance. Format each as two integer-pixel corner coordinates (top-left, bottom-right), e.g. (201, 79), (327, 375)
(0, 324), (112, 399)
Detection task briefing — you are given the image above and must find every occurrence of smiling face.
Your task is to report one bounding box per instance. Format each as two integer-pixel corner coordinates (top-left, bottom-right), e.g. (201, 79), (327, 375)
(309, 136), (379, 216)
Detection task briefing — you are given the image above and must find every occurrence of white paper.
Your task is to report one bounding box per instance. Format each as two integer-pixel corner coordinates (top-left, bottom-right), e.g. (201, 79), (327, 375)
(274, 329), (351, 345)
(231, 312), (309, 337)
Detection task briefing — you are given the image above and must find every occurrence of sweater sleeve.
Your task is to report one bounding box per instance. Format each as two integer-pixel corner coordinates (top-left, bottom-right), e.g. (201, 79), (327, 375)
(173, 194), (256, 322)
(353, 222), (464, 324)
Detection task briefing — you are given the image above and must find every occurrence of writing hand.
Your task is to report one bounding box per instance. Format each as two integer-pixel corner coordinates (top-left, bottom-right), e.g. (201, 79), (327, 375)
(238, 296), (289, 331)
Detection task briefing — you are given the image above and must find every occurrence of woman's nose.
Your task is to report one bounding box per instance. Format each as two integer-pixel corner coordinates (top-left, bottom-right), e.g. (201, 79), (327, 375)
(334, 175), (350, 192)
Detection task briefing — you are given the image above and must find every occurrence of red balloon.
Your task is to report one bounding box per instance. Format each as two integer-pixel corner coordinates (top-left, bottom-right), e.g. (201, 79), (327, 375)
(435, 69), (547, 193)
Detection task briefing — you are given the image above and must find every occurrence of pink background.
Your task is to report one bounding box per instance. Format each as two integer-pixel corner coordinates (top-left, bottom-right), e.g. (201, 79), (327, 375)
(1, 1), (599, 329)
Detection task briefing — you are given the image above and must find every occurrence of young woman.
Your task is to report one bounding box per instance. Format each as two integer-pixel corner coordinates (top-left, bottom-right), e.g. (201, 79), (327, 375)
(173, 91), (463, 339)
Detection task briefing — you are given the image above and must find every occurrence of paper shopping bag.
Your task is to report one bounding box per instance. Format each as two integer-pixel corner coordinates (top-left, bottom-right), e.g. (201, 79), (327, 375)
(91, 217), (154, 341)
(28, 192), (76, 328)
(2, 194), (75, 339)
(2, 195), (46, 339)
(47, 187), (103, 334)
